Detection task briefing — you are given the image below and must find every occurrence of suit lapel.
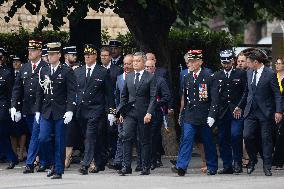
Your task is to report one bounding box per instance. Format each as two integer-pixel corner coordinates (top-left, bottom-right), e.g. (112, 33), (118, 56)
(50, 64), (62, 80)
(195, 69), (205, 84)
(256, 67), (266, 89)
(128, 72), (135, 93)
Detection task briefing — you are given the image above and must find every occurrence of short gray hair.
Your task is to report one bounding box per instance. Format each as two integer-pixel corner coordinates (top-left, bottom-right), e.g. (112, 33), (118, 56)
(133, 51), (147, 61)
(184, 53), (189, 62)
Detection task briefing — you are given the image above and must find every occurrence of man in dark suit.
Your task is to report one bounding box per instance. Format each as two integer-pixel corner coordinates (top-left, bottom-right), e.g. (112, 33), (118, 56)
(0, 47), (18, 169)
(107, 54), (134, 170)
(100, 46), (123, 161)
(35, 42), (77, 179)
(76, 44), (116, 175)
(215, 50), (247, 174)
(118, 52), (156, 175)
(234, 50), (282, 176)
(63, 46), (78, 68)
(145, 59), (171, 170)
(109, 40), (124, 67)
(11, 40), (49, 173)
(171, 49), (218, 176)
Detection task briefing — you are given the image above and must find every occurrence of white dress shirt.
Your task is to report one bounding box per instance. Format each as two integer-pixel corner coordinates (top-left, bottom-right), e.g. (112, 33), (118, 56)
(86, 63), (96, 77)
(252, 65), (264, 86)
(50, 62), (60, 74)
(224, 67), (233, 78)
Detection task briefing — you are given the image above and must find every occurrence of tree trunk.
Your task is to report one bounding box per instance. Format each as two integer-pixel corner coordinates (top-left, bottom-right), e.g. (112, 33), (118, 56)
(116, 1), (179, 155)
(244, 20), (264, 44)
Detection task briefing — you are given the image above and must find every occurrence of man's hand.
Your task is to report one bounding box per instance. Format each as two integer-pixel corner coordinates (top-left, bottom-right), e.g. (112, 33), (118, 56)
(10, 107), (17, 122)
(233, 107), (242, 119)
(275, 112), (282, 124)
(108, 114), (116, 126)
(35, 112), (41, 124)
(168, 109), (174, 117)
(119, 115), (124, 124)
(63, 111), (73, 125)
(207, 117), (215, 127)
(144, 113), (152, 124)
(15, 111), (22, 122)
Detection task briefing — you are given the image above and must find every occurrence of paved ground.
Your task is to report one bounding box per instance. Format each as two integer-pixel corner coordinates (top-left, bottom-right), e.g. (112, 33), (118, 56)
(0, 157), (284, 189)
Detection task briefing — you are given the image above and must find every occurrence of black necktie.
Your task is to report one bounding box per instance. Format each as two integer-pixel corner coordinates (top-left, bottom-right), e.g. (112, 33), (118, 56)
(252, 70), (257, 92)
(15, 71), (18, 77)
(134, 72), (140, 89)
(52, 68), (55, 75)
(86, 68), (91, 83)
(225, 72), (229, 78)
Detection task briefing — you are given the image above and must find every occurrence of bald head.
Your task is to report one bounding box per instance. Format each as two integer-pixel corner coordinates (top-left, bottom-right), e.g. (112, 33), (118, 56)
(146, 52), (156, 64)
(123, 54), (134, 73)
(145, 59), (156, 74)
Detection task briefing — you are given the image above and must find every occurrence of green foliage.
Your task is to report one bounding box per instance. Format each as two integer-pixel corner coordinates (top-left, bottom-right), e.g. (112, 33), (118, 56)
(168, 27), (234, 71)
(101, 28), (111, 45)
(0, 28), (69, 62)
(107, 27), (235, 71)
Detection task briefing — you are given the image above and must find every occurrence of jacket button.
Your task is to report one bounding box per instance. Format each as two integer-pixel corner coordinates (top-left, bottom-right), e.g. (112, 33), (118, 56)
(51, 99), (54, 101)
(82, 100), (84, 103)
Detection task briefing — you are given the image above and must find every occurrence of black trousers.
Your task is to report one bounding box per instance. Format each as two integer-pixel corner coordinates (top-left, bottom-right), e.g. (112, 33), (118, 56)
(243, 108), (274, 169)
(80, 114), (106, 167)
(151, 113), (163, 165)
(273, 122), (284, 166)
(122, 108), (152, 169)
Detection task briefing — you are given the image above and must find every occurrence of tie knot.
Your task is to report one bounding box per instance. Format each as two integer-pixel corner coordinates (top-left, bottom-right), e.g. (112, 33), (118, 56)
(193, 73), (197, 79)
(136, 72), (140, 77)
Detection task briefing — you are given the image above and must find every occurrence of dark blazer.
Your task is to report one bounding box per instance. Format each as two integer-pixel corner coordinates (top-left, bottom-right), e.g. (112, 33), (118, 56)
(108, 64), (123, 89)
(155, 67), (174, 109)
(118, 71), (156, 117)
(179, 68), (189, 96)
(111, 56), (124, 67)
(214, 68), (247, 119)
(75, 64), (116, 119)
(0, 65), (12, 120)
(183, 68), (219, 125)
(155, 75), (170, 119)
(11, 60), (47, 115)
(115, 73), (125, 108)
(239, 67), (282, 119)
(35, 64), (77, 120)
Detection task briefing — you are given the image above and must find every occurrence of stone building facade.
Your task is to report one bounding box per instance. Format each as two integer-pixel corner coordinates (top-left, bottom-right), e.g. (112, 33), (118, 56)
(0, 1), (129, 37)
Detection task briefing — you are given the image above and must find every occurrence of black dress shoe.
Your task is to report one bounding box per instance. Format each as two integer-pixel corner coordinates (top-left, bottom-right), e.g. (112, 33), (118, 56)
(264, 168), (272, 176)
(247, 162), (255, 175)
(107, 163), (122, 170)
(135, 166), (142, 172)
(118, 167), (132, 176)
(233, 162), (243, 173)
(6, 161), (18, 169)
(89, 166), (105, 173)
(37, 165), (48, 172)
(47, 168), (55, 177)
(170, 160), (177, 165)
(206, 170), (217, 175)
(140, 168), (150, 175)
(78, 166), (88, 175)
(171, 166), (185, 176)
(150, 163), (157, 170)
(51, 174), (62, 179)
(23, 166), (34, 174)
(218, 167), (234, 174)
(156, 160), (163, 167)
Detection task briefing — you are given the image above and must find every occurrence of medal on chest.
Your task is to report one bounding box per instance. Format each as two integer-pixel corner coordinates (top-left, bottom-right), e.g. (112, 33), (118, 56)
(199, 83), (208, 100)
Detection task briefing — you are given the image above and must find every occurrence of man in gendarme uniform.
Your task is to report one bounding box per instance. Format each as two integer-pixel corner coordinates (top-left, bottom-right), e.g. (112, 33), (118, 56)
(171, 49), (218, 176)
(11, 40), (49, 173)
(35, 42), (77, 179)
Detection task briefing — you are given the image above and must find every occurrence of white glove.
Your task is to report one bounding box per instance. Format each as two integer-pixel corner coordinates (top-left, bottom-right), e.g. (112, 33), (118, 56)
(63, 111), (73, 125)
(207, 117), (215, 127)
(35, 112), (40, 124)
(108, 114), (116, 126)
(10, 107), (17, 122)
(15, 111), (22, 122)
